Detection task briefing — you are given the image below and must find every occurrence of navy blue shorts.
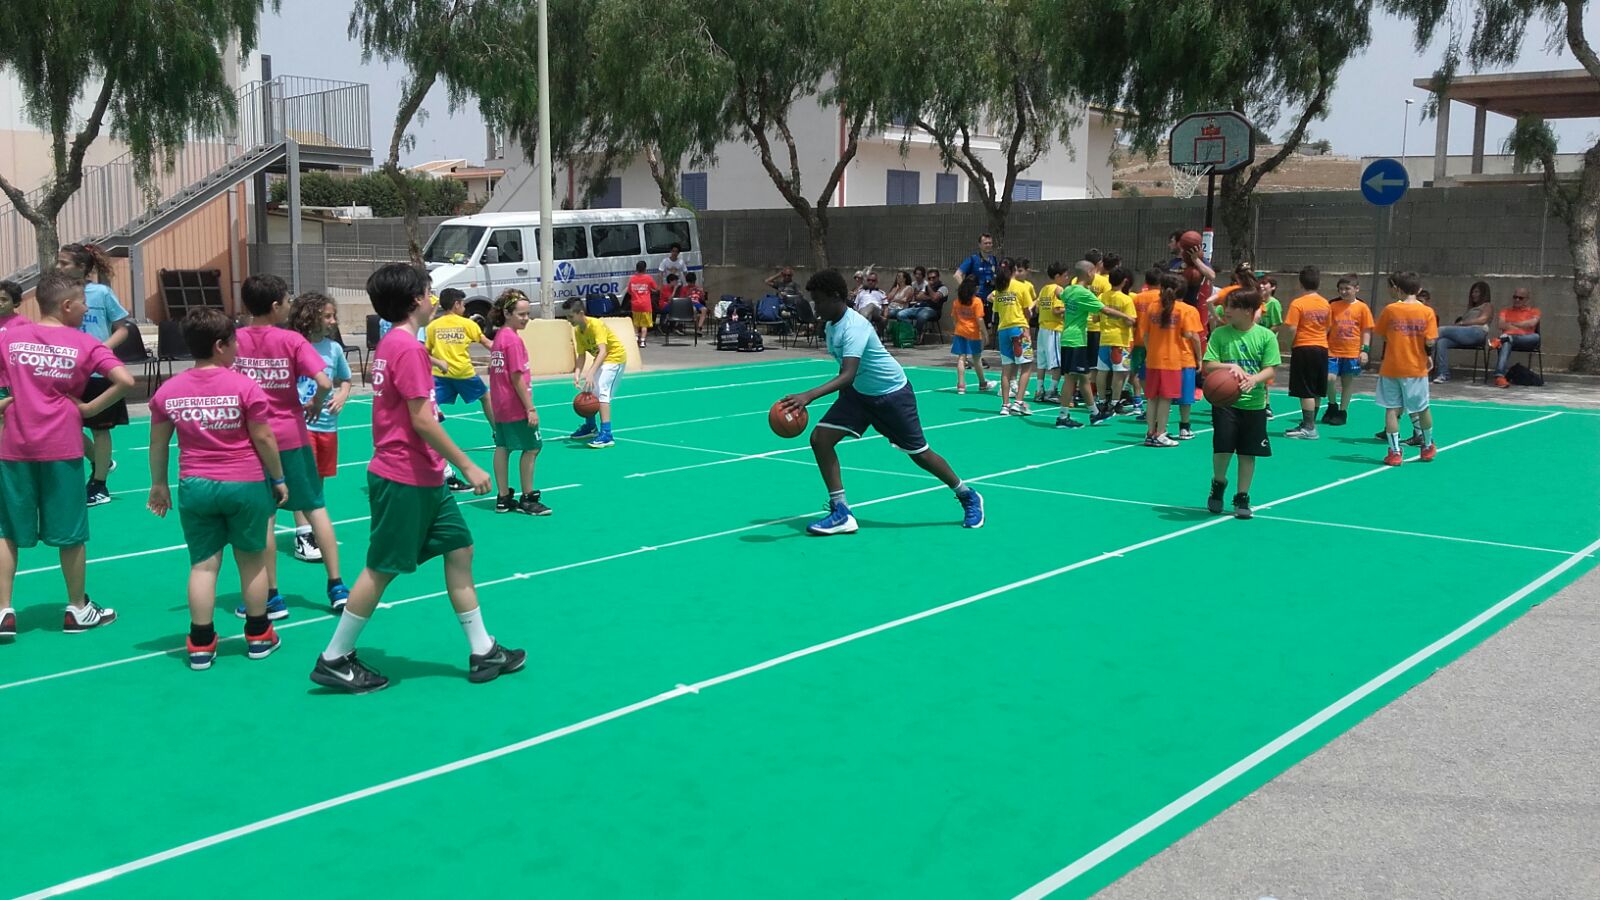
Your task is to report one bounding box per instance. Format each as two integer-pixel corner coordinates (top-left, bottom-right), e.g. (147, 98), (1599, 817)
(818, 383), (929, 454)
(434, 375), (488, 405)
(1061, 345), (1095, 375)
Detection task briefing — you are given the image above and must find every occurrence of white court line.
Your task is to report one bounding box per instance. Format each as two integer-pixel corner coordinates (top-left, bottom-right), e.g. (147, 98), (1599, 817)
(1013, 527), (1600, 899)
(19, 411), (1561, 899)
(11, 486), (584, 579)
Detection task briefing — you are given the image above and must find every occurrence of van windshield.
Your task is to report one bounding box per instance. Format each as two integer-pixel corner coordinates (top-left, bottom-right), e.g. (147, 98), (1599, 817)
(423, 225), (486, 265)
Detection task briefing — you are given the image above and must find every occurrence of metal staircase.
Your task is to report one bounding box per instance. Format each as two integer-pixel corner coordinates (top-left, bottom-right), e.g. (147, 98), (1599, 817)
(0, 76), (372, 288)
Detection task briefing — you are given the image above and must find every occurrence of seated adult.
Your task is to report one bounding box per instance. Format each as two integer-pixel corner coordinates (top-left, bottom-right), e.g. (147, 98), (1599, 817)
(854, 271), (887, 332)
(897, 267), (948, 325)
(1490, 287), (1541, 387)
(766, 266), (799, 295)
(1431, 280), (1494, 383)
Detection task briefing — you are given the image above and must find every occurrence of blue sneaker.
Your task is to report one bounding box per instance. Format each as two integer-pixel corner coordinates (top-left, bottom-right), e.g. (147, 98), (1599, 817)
(587, 431), (614, 449)
(958, 489), (985, 529)
(328, 581), (350, 614)
(234, 591), (289, 621)
(806, 501), (859, 536)
(569, 422), (597, 440)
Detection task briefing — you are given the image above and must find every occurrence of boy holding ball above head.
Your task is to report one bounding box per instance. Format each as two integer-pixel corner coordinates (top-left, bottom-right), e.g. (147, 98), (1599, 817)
(311, 264), (524, 694)
(0, 273), (134, 640)
(779, 270), (984, 536)
(1201, 290), (1281, 519)
(488, 290), (551, 515)
(147, 308), (288, 669)
(233, 275), (334, 620)
(1376, 271), (1439, 466)
(1282, 266), (1331, 440)
(562, 298), (628, 448)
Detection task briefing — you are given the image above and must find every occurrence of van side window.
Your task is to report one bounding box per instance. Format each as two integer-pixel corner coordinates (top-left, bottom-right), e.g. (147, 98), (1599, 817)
(483, 229), (524, 263)
(644, 221), (693, 254)
(590, 224), (643, 258)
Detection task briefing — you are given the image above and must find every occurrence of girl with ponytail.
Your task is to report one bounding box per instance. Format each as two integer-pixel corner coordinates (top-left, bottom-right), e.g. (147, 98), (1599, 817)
(56, 242), (131, 503)
(486, 289), (550, 516)
(1142, 274), (1203, 447)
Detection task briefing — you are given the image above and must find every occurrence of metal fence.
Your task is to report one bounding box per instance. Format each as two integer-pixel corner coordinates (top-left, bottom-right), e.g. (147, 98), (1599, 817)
(1, 75), (370, 281)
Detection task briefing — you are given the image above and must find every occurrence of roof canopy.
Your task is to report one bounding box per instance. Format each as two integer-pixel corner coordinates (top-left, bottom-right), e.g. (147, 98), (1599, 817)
(1415, 68), (1600, 119)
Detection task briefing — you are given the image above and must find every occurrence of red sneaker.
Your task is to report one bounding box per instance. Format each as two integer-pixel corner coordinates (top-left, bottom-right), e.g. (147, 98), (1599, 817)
(246, 624), (281, 660)
(1383, 449), (1403, 467)
(0, 607), (15, 641)
(187, 635), (218, 670)
(1419, 443), (1437, 462)
(1493, 376), (1509, 388)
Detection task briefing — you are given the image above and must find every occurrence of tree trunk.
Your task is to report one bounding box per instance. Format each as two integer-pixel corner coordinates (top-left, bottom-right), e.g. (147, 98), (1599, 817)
(383, 72), (436, 268)
(33, 215), (61, 279)
(643, 145), (683, 210)
(803, 207), (829, 270)
(984, 201), (1007, 249)
(1568, 142), (1600, 373)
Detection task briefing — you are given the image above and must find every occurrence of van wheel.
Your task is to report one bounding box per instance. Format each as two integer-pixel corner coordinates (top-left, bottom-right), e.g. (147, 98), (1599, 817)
(465, 299), (492, 334)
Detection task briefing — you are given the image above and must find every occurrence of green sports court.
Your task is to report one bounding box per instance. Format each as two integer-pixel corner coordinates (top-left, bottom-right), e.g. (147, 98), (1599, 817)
(2, 356), (1597, 899)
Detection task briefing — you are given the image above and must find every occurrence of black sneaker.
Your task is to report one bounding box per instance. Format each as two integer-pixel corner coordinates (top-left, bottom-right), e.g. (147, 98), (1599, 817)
(310, 651), (389, 694)
(1403, 433), (1424, 447)
(1233, 492), (1253, 519)
(1055, 415), (1083, 429)
(495, 492), (517, 514)
(519, 491), (553, 516)
(468, 640), (527, 684)
(86, 481), (111, 507)
(445, 475), (473, 493)
(1207, 480), (1227, 515)
(1088, 409), (1112, 427)
(1373, 429), (1388, 442)
(1320, 408), (1338, 425)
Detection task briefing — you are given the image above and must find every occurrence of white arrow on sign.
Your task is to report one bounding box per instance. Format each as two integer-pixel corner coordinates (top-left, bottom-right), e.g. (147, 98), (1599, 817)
(1365, 172), (1406, 192)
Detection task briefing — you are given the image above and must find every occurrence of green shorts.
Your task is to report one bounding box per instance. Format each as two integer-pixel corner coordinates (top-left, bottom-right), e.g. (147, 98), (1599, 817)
(177, 477), (276, 565)
(366, 472), (473, 575)
(0, 459), (88, 548)
(280, 445), (325, 512)
(492, 420), (544, 452)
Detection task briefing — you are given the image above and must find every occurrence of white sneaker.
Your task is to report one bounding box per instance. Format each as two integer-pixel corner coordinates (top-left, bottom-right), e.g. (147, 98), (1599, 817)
(293, 532), (323, 562)
(1154, 433), (1180, 448)
(999, 402), (1014, 416)
(63, 599), (117, 633)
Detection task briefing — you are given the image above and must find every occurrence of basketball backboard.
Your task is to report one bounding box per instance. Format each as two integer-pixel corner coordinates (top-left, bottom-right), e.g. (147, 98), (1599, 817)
(1168, 111), (1256, 173)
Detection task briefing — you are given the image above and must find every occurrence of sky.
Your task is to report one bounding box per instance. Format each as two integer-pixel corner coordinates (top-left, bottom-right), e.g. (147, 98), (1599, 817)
(254, 2), (1600, 168)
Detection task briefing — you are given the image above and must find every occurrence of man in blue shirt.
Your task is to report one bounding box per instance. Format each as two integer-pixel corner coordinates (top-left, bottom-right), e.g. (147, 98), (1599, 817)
(778, 270), (984, 536)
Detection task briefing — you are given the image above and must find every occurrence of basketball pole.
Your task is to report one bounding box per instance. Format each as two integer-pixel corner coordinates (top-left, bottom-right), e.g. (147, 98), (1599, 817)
(1202, 172), (1217, 264)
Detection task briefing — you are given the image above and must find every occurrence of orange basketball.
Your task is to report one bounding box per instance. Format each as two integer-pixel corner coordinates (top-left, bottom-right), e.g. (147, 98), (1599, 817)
(1202, 368), (1244, 407)
(1179, 229), (1203, 250)
(573, 391), (601, 417)
(769, 401), (808, 438)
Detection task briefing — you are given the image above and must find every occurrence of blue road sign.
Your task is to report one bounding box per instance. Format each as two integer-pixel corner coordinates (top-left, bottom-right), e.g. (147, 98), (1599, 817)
(1361, 158), (1409, 206)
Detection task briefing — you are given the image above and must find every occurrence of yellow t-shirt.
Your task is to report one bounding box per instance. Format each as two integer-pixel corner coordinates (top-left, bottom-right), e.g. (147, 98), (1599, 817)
(1013, 278), (1037, 313)
(1036, 283), (1065, 331)
(1098, 289), (1138, 348)
(424, 312), (483, 379)
(1078, 272), (1112, 331)
(576, 318), (628, 364)
(990, 284), (1033, 331)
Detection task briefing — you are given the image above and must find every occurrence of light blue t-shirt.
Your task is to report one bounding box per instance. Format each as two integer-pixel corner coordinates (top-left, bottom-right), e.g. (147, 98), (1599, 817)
(297, 337), (352, 433)
(80, 282), (129, 343)
(826, 308), (907, 397)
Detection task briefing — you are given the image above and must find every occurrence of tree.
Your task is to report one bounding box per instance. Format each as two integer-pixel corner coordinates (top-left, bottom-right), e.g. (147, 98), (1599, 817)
(1056, 0), (1372, 266)
(270, 171), (466, 216)
(350, 0), (525, 264)
(1390, 0), (1600, 372)
(0, 0), (268, 275)
(877, 0), (1083, 247)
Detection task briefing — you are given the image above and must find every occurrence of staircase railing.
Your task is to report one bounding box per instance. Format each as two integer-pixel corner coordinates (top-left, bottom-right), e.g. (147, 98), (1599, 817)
(0, 76), (369, 282)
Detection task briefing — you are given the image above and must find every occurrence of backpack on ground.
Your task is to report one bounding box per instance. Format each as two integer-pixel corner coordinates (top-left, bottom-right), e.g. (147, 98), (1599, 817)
(1506, 362), (1543, 386)
(716, 318), (764, 352)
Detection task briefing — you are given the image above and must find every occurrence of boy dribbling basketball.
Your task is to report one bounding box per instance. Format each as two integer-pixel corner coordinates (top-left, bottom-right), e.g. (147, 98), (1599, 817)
(1202, 290), (1280, 519)
(779, 270), (984, 536)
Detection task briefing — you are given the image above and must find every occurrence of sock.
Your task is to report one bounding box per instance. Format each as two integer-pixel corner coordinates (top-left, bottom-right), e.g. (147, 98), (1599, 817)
(1387, 431), (1402, 453)
(1422, 427), (1434, 447)
(295, 524), (312, 538)
(828, 488), (847, 508)
(585, 414), (597, 427)
(190, 622), (216, 647)
(321, 609), (369, 662)
(245, 614), (270, 638)
(326, 577), (344, 590)
(1303, 409), (1315, 428)
(457, 607), (495, 656)
(952, 480), (972, 498)
(267, 584), (279, 600)
(1410, 412), (1423, 435)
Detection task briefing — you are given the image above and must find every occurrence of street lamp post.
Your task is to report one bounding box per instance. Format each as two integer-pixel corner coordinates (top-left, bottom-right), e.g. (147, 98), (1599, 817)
(1401, 98), (1416, 169)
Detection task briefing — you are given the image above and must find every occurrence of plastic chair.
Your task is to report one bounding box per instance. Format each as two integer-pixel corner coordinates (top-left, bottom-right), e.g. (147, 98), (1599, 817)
(662, 297), (700, 346)
(114, 323), (156, 397)
(150, 318), (193, 393)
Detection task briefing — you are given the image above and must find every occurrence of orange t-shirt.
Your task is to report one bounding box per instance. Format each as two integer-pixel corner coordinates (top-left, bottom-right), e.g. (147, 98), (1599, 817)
(1132, 288), (1160, 346)
(1328, 299), (1375, 358)
(1145, 301), (1201, 370)
(1285, 292), (1331, 348)
(952, 299), (985, 339)
(1501, 306), (1540, 335)
(1377, 300), (1438, 378)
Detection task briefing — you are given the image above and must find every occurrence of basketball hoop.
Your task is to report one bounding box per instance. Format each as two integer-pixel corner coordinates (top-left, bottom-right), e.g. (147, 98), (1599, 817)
(1169, 163), (1211, 200)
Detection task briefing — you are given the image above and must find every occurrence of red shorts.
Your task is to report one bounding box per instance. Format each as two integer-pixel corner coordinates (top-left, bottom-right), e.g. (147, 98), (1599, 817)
(309, 430), (338, 478)
(1145, 368), (1185, 400)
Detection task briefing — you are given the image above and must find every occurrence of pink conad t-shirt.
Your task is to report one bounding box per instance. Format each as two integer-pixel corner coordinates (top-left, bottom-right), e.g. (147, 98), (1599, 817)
(150, 366), (273, 482)
(369, 327), (445, 487)
(233, 325), (325, 452)
(487, 328), (531, 424)
(0, 321), (120, 461)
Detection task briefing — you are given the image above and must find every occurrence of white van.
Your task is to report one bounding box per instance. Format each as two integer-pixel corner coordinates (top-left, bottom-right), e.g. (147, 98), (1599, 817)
(420, 207), (702, 325)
